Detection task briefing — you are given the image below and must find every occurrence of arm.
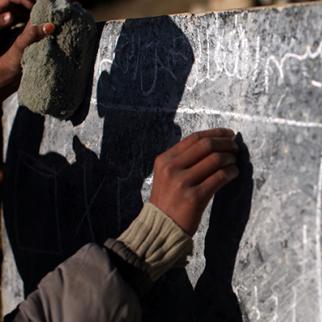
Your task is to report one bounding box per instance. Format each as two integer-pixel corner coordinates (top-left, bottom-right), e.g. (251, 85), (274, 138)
(0, 0), (54, 195)
(0, 0), (55, 103)
(6, 203), (191, 322)
(5, 129), (239, 322)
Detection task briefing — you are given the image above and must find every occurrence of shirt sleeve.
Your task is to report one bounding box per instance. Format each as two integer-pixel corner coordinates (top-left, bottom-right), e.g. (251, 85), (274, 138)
(10, 244), (142, 322)
(7, 202), (193, 322)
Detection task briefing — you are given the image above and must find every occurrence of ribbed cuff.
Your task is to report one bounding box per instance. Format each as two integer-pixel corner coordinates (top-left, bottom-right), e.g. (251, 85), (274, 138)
(118, 202), (193, 281)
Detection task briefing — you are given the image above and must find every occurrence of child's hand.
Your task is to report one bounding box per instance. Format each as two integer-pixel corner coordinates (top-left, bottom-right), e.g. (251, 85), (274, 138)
(150, 128), (239, 236)
(0, 0), (55, 102)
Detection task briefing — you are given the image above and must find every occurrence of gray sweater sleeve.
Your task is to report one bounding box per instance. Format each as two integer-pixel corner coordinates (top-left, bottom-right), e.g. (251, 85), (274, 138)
(12, 244), (142, 322)
(8, 203), (192, 322)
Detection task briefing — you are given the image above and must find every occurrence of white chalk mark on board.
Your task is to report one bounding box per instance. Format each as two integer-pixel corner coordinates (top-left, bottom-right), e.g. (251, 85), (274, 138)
(176, 107), (322, 129)
(144, 174), (154, 185)
(141, 46), (158, 96)
(302, 224), (308, 248)
(273, 295), (279, 322)
(316, 158), (322, 321)
(252, 37), (261, 81)
(311, 80), (322, 88)
(91, 98), (322, 129)
(302, 224), (308, 278)
(99, 58), (114, 75)
(265, 41), (322, 92)
(277, 280), (317, 322)
(253, 286), (261, 320)
(292, 286), (297, 322)
(275, 91), (288, 113)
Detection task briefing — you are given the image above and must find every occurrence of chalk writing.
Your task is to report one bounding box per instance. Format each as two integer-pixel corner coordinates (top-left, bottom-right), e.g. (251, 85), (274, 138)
(316, 159), (322, 321)
(265, 41), (322, 92)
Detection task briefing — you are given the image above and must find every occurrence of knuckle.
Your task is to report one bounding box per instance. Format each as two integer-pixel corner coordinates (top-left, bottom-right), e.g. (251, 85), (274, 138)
(162, 162), (176, 178)
(154, 154), (166, 170)
(225, 153), (236, 164)
(209, 152), (221, 164)
(214, 153), (236, 165)
(0, 14), (8, 26)
(216, 128), (225, 136)
(14, 34), (25, 51)
(217, 165), (238, 183)
(16, 35), (29, 51)
(175, 178), (185, 190)
(154, 154), (178, 176)
(190, 132), (201, 141)
(217, 168), (231, 183)
(217, 128), (234, 137)
(28, 26), (40, 40)
(199, 137), (213, 150)
(185, 188), (199, 205)
(175, 174), (189, 189)
(18, 25), (41, 49)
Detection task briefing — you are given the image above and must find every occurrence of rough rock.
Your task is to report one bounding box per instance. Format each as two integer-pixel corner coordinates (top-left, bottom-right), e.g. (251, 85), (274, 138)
(18, 0), (97, 119)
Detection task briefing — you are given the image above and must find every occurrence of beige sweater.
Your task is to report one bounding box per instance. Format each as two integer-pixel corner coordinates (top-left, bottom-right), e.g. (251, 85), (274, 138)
(119, 202), (193, 281)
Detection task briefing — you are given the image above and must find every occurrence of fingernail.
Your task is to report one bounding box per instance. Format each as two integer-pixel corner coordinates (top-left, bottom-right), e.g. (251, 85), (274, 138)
(3, 13), (11, 23)
(43, 23), (55, 35)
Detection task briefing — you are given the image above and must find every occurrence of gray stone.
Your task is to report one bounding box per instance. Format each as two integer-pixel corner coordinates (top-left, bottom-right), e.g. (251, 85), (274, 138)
(18, 0), (97, 119)
(3, 2), (322, 321)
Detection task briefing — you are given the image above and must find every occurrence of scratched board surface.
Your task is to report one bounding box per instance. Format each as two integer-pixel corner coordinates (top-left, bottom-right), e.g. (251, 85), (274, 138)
(2, 3), (322, 321)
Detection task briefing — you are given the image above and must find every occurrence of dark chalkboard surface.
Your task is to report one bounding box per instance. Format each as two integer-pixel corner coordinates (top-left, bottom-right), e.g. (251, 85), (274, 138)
(3, 4), (322, 321)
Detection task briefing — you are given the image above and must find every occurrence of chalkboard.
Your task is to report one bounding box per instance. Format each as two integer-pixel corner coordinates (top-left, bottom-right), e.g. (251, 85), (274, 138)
(2, 3), (322, 321)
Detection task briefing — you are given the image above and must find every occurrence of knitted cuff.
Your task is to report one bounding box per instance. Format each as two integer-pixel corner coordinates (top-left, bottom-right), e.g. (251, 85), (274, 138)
(118, 202), (193, 281)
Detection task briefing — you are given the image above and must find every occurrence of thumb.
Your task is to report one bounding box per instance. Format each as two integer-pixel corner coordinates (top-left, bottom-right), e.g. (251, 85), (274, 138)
(15, 21), (55, 52)
(3, 20), (55, 73)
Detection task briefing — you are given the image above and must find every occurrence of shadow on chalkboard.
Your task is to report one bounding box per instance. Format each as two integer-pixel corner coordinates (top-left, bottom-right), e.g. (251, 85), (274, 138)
(3, 16), (194, 302)
(194, 134), (254, 322)
(3, 22), (106, 295)
(70, 23), (106, 126)
(96, 17), (196, 322)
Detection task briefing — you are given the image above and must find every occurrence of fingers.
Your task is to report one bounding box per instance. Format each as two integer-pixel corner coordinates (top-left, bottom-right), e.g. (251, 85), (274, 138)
(3, 21), (54, 71)
(0, 0), (35, 30)
(164, 128), (235, 158)
(186, 152), (237, 185)
(174, 137), (238, 169)
(0, 20), (54, 89)
(0, 11), (12, 28)
(0, 0), (11, 12)
(198, 164), (240, 199)
(14, 21), (54, 50)
(150, 127), (241, 237)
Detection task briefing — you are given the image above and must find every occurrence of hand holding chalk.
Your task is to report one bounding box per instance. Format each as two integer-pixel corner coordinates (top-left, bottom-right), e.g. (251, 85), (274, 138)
(150, 128), (240, 236)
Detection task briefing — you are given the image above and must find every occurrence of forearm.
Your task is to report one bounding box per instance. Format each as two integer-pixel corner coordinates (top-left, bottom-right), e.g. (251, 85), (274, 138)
(7, 244), (142, 322)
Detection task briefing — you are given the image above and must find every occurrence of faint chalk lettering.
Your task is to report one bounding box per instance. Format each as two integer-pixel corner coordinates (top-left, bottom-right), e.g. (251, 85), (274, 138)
(265, 41), (322, 93)
(316, 159), (322, 321)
